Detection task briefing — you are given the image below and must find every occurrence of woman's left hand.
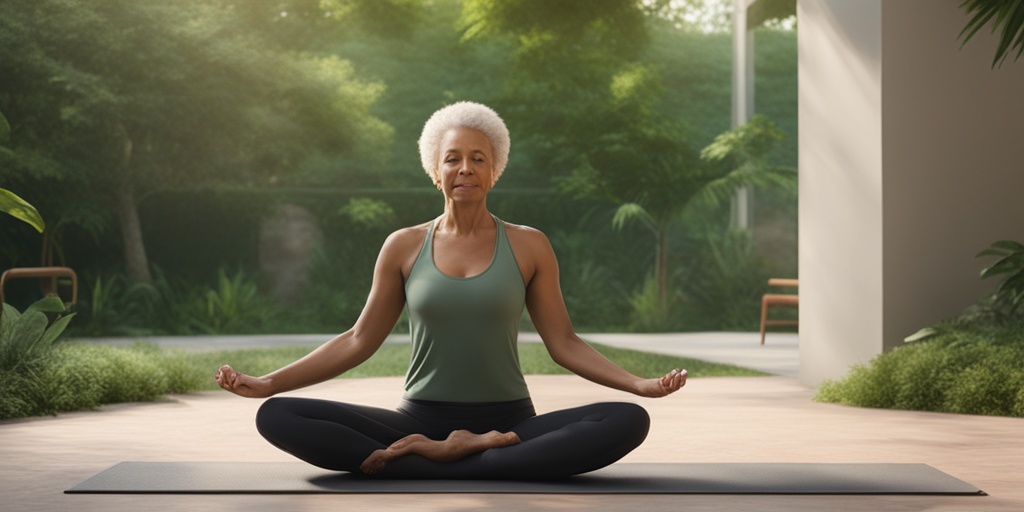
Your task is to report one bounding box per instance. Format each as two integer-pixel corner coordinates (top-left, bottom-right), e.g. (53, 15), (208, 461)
(635, 368), (687, 398)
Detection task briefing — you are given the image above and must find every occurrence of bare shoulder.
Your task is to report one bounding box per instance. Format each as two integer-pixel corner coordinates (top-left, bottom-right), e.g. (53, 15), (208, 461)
(379, 221), (431, 271)
(384, 221), (431, 249)
(502, 221), (552, 251)
(502, 221), (556, 274)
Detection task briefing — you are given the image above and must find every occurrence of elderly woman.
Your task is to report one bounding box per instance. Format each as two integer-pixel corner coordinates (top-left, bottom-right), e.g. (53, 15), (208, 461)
(215, 101), (687, 479)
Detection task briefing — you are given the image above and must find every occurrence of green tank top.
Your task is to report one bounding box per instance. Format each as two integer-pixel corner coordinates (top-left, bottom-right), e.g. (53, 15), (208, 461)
(403, 215), (531, 402)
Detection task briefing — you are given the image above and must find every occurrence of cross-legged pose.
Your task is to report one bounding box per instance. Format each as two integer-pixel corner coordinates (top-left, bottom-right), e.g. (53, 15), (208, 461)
(215, 101), (687, 479)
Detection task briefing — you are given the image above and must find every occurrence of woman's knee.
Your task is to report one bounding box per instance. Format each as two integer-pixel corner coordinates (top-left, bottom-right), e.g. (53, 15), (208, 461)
(612, 402), (650, 440)
(255, 396), (293, 440)
(589, 402), (650, 425)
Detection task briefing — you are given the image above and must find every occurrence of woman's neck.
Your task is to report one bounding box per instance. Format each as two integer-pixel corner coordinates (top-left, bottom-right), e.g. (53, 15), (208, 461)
(438, 202), (492, 236)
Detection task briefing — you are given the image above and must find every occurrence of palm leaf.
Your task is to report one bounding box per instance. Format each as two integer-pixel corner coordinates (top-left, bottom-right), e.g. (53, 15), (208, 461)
(959, 0), (1024, 67)
(692, 164), (796, 213)
(612, 203), (656, 233)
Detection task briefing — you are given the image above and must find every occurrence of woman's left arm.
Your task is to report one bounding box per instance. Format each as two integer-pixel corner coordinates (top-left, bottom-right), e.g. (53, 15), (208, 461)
(514, 227), (686, 398)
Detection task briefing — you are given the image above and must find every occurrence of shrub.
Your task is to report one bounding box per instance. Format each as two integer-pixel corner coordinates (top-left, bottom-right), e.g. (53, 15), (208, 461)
(177, 268), (282, 334)
(0, 366), (44, 418)
(45, 344), (168, 405)
(3, 342), (209, 419)
(946, 356), (1024, 416)
(815, 332), (1024, 417)
(678, 228), (773, 331)
(628, 276), (684, 332)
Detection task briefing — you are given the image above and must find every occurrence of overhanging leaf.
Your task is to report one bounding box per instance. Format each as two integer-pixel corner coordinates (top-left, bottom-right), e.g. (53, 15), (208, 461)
(959, 0), (1024, 68)
(0, 109), (10, 143)
(0, 188), (45, 233)
(612, 203), (656, 233)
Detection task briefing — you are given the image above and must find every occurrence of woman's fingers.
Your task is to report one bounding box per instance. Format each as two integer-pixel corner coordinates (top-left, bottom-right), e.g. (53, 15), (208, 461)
(662, 368), (687, 392)
(216, 365), (240, 390)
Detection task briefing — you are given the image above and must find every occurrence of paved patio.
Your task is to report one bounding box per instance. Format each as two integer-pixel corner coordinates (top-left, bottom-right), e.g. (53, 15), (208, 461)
(2, 333), (1022, 511)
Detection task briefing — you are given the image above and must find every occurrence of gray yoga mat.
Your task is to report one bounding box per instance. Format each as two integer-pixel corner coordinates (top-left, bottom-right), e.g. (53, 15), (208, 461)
(65, 462), (984, 495)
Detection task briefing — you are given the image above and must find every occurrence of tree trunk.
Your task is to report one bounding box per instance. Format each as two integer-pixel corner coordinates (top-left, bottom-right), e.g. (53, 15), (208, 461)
(655, 226), (668, 319)
(116, 183), (151, 284)
(114, 125), (152, 284)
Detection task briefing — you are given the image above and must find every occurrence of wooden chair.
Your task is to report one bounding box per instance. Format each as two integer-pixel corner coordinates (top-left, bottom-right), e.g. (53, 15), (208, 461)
(760, 278), (798, 345)
(0, 235), (79, 307)
(1, 266), (79, 306)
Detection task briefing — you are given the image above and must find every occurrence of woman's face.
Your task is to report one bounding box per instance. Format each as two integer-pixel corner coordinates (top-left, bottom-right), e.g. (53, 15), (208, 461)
(434, 127), (495, 201)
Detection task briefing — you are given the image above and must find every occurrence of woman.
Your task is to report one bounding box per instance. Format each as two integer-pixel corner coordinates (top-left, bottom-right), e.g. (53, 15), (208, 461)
(215, 101), (687, 479)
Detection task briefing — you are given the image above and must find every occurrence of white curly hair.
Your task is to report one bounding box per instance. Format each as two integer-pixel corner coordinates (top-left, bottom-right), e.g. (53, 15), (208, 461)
(418, 101), (511, 184)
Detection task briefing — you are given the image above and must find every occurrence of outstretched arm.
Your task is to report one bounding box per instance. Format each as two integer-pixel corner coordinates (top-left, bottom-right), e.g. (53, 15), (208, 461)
(515, 228), (686, 398)
(215, 229), (414, 398)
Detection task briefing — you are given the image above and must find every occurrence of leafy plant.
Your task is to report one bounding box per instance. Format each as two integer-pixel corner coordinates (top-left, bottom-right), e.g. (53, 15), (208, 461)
(977, 239), (1024, 319)
(180, 268), (281, 334)
(0, 296), (75, 371)
(680, 228), (773, 331)
(0, 187), (45, 233)
(959, 0), (1024, 68)
(339, 197), (399, 231)
(816, 320), (1024, 418)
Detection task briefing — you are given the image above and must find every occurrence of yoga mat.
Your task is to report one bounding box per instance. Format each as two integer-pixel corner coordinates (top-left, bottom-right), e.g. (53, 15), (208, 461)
(65, 462), (984, 495)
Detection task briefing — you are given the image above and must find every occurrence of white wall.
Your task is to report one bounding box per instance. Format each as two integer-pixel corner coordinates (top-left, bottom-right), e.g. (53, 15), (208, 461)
(798, 0), (1024, 387)
(880, 1), (1024, 350)
(798, 0), (884, 386)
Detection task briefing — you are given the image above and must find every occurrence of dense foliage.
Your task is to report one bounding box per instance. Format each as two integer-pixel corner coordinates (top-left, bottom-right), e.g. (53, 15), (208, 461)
(1, 0), (798, 335)
(816, 240), (1024, 418)
(815, 318), (1024, 417)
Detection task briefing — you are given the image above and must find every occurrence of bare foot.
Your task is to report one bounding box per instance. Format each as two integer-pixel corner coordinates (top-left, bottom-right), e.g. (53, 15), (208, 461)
(359, 430), (521, 475)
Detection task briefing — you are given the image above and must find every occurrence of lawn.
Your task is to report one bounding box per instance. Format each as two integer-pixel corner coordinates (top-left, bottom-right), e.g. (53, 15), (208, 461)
(0, 340), (766, 420)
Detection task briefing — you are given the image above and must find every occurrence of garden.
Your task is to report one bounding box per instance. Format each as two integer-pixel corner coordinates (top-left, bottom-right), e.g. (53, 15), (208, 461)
(2, 0), (1021, 421)
(1, 0), (796, 420)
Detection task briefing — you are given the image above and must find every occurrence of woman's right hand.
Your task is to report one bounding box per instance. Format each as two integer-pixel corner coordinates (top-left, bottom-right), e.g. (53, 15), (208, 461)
(215, 365), (272, 398)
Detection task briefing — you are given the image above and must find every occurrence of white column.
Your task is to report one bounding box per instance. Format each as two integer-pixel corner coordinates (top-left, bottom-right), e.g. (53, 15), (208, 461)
(731, 0), (757, 229)
(798, 0), (1024, 387)
(798, 0), (884, 386)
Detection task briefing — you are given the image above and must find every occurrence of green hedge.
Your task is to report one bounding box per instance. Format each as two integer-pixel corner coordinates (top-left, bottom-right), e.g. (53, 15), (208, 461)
(815, 324), (1024, 417)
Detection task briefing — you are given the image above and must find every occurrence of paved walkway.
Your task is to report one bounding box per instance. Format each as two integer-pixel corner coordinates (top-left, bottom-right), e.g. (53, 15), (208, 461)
(3, 332), (1022, 511)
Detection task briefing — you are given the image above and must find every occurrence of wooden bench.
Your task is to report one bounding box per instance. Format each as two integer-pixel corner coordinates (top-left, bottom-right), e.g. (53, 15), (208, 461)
(0, 266), (79, 306)
(760, 278), (798, 345)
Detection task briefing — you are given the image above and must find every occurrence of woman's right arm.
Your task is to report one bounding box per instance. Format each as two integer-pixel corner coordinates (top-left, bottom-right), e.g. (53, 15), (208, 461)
(215, 229), (416, 398)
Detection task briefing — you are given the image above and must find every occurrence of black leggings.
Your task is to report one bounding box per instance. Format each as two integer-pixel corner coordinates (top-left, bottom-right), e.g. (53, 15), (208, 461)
(255, 397), (650, 479)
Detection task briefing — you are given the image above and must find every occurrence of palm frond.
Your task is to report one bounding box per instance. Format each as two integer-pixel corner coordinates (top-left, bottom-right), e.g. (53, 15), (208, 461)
(612, 202), (657, 233)
(959, 0), (1024, 67)
(691, 165), (796, 213)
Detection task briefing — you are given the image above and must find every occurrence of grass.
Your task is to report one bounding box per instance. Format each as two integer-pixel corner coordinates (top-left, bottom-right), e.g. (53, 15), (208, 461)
(187, 341), (766, 391)
(0, 340), (765, 420)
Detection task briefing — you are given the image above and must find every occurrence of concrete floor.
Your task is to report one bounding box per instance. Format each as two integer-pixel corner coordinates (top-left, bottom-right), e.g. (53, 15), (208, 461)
(2, 333), (1022, 511)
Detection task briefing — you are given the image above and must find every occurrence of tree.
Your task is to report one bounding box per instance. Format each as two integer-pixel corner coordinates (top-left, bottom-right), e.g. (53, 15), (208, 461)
(0, 0), (392, 282)
(577, 112), (794, 322)
(459, 0), (655, 182)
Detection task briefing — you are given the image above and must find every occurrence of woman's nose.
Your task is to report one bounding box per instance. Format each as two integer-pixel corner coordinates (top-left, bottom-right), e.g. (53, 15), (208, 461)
(459, 159), (473, 174)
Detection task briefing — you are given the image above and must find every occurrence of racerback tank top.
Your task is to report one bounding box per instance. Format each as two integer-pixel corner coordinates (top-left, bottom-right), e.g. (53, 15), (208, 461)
(403, 215), (531, 402)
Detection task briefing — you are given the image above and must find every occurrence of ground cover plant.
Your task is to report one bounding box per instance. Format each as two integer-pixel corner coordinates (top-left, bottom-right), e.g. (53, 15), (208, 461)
(816, 240), (1024, 418)
(0, 340), (765, 421)
(814, 320), (1024, 417)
